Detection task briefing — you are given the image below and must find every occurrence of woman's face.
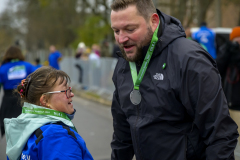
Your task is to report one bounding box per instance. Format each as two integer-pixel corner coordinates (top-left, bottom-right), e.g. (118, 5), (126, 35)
(47, 79), (74, 114)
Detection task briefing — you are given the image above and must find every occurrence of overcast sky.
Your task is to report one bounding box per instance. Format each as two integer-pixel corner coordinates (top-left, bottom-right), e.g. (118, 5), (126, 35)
(0, 0), (8, 13)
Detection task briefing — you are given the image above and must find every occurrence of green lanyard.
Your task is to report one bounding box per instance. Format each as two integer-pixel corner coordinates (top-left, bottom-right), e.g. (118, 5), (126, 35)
(22, 107), (78, 132)
(11, 59), (19, 63)
(129, 22), (159, 90)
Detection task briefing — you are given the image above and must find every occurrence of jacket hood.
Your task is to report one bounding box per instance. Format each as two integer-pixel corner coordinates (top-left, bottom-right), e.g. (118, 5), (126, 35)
(4, 102), (74, 160)
(116, 9), (186, 60)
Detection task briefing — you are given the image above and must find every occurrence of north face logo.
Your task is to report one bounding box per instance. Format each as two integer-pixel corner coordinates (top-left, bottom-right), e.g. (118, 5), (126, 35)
(153, 73), (164, 80)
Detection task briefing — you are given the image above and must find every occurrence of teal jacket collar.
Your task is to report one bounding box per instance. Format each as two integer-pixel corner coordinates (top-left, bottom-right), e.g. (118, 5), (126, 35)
(4, 102), (74, 160)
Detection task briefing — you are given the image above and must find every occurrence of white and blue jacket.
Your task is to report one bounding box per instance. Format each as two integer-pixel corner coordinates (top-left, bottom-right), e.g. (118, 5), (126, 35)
(4, 103), (93, 160)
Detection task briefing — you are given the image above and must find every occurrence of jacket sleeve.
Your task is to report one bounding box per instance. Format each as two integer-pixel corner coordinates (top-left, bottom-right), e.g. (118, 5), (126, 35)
(179, 49), (239, 160)
(111, 60), (135, 160)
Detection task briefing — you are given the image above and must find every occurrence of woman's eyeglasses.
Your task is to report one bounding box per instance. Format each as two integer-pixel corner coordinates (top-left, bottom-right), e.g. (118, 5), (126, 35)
(43, 87), (72, 99)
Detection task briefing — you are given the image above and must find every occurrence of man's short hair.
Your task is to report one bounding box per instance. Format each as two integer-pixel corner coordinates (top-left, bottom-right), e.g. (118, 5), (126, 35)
(111, 0), (156, 21)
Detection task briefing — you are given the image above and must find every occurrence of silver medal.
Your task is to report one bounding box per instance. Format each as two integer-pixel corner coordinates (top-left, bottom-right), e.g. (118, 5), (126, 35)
(130, 90), (142, 105)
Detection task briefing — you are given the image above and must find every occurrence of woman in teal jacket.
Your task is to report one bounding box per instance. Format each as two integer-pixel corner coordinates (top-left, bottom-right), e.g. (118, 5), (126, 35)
(4, 66), (93, 160)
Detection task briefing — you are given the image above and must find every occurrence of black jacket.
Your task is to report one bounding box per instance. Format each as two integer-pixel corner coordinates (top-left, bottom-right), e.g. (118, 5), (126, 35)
(111, 10), (238, 160)
(217, 41), (240, 109)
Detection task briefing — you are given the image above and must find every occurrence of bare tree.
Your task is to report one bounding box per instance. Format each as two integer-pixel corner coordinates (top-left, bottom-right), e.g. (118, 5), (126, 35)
(0, 0), (23, 56)
(5, 0), (114, 51)
(157, 0), (216, 27)
(196, 0), (215, 26)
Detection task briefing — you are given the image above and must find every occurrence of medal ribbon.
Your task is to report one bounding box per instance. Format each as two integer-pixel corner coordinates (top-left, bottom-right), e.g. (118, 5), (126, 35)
(129, 22), (159, 90)
(22, 107), (78, 132)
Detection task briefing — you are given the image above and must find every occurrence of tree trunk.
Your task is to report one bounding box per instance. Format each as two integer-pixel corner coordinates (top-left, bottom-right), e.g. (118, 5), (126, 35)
(178, 0), (188, 24)
(197, 0), (214, 26)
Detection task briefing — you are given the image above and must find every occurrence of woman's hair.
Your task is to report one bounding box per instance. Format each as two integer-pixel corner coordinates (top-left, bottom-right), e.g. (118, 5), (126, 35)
(111, 0), (156, 21)
(16, 66), (71, 105)
(2, 46), (25, 63)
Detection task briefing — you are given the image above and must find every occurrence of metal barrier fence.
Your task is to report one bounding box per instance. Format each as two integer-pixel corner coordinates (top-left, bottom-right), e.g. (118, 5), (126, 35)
(60, 57), (118, 100)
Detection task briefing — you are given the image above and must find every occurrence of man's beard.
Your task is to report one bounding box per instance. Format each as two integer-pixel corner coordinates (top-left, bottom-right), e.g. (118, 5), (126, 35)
(119, 26), (154, 62)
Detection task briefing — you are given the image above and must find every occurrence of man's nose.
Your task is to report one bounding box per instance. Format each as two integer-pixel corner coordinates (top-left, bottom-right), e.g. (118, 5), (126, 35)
(118, 32), (128, 44)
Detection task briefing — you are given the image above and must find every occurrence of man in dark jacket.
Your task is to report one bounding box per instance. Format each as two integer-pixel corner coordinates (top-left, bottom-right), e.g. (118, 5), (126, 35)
(110, 0), (238, 160)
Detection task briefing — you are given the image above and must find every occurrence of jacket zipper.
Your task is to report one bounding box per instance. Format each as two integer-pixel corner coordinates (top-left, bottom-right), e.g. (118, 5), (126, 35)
(134, 63), (144, 160)
(185, 122), (194, 160)
(185, 135), (188, 160)
(134, 104), (144, 160)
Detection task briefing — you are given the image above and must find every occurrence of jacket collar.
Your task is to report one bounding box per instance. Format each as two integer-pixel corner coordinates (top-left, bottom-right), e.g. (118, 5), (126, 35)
(4, 102), (74, 160)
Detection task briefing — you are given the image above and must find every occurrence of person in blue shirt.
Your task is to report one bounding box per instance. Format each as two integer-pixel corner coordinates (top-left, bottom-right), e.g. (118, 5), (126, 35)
(48, 45), (62, 70)
(4, 66), (93, 160)
(192, 22), (217, 59)
(34, 58), (42, 69)
(0, 46), (36, 137)
(185, 26), (208, 51)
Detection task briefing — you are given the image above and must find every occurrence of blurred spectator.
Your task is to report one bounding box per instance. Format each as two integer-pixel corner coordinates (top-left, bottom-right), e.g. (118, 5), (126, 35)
(35, 58), (42, 69)
(48, 45), (62, 70)
(75, 42), (86, 59)
(91, 44), (100, 57)
(100, 40), (111, 57)
(185, 26), (192, 39)
(216, 26), (240, 156)
(112, 41), (121, 58)
(185, 27), (208, 51)
(75, 42), (86, 84)
(89, 44), (100, 60)
(0, 46), (36, 137)
(192, 22), (216, 59)
(83, 47), (91, 60)
(89, 44), (100, 67)
(217, 27), (240, 116)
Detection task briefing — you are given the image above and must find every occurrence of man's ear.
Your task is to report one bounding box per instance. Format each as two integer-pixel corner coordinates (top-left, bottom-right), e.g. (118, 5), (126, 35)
(150, 13), (160, 31)
(40, 95), (48, 106)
